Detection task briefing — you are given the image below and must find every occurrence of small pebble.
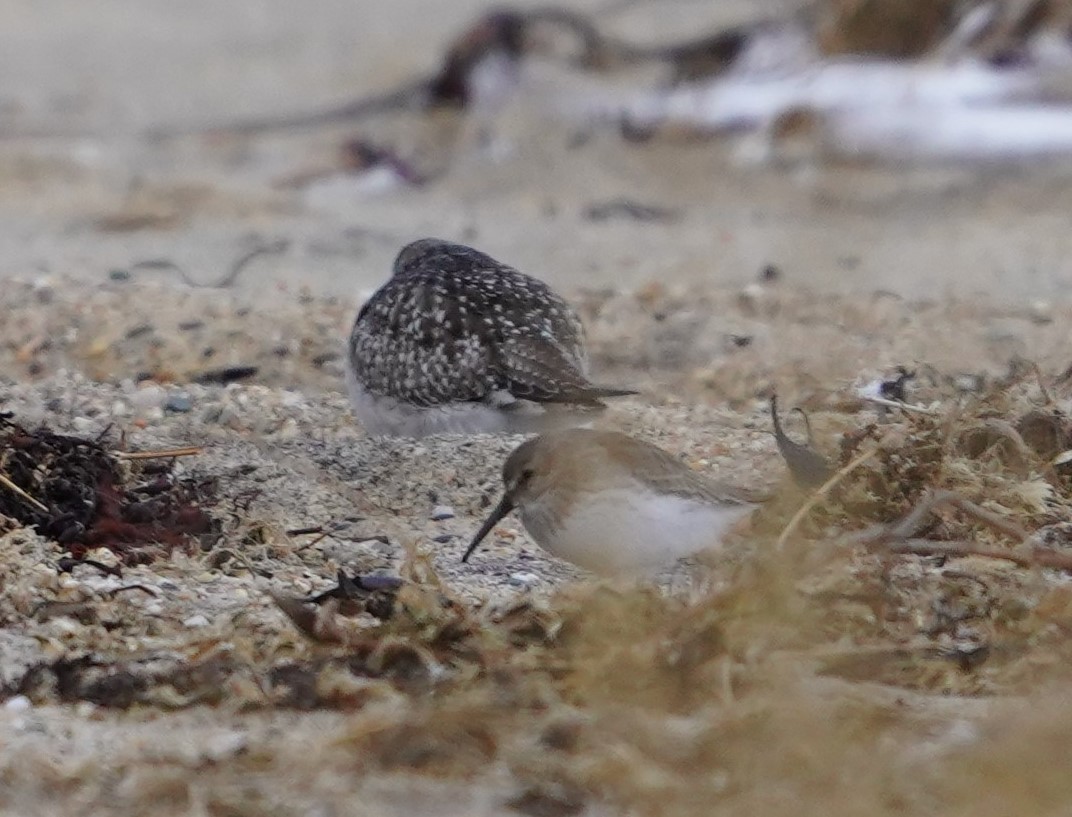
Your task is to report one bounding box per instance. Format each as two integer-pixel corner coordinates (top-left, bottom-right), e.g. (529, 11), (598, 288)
(165, 394), (193, 413)
(32, 277), (55, 303)
(72, 416), (95, 433)
(4, 695), (32, 713)
(204, 732), (249, 762)
(215, 405), (240, 426)
(1030, 300), (1053, 324)
(431, 505), (455, 521)
(953, 373), (985, 393)
(50, 617), (83, 636)
(736, 283), (766, 317)
(509, 572), (540, 587)
(183, 614), (210, 628)
(131, 384), (167, 413)
(280, 390), (306, 408)
(274, 417), (300, 439)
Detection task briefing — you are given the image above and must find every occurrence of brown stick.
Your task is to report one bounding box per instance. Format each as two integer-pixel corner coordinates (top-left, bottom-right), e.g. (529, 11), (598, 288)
(935, 493), (1031, 542)
(883, 539), (1072, 572)
(293, 530), (332, 554)
(842, 488), (1064, 571)
(114, 446), (203, 460)
(853, 489), (1031, 546)
(105, 584), (160, 598)
(0, 472), (49, 513)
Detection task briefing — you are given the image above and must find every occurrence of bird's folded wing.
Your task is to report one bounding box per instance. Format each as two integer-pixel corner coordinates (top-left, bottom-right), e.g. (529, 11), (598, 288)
(495, 337), (613, 405)
(616, 440), (762, 506)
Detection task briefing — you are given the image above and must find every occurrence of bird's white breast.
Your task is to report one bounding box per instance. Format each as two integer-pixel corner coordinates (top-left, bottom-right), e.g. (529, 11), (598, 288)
(521, 488), (753, 576)
(346, 374), (514, 437)
(347, 371), (599, 438)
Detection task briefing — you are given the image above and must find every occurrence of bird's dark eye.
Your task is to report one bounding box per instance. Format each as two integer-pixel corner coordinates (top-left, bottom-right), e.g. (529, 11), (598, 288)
(520, 468), (535, 483)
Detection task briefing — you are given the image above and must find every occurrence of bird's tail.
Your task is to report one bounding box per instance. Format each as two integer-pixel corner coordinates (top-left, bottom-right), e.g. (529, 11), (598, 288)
(569, 383), (639, 405)
(589, 384), (639, 399)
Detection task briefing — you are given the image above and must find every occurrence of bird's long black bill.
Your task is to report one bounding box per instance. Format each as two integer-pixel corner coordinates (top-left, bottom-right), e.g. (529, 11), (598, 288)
(461, 495), (515, 563)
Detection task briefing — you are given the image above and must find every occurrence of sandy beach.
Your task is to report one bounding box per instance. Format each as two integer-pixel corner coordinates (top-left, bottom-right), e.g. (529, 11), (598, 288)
(4, 1), (1072, 815)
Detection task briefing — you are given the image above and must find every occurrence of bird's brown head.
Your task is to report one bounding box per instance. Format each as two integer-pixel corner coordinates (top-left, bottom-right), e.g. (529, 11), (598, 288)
(462, 435), (556, 564)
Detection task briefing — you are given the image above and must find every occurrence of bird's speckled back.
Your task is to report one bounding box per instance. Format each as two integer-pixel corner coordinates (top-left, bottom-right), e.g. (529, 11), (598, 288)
(349, 238), (592, 408)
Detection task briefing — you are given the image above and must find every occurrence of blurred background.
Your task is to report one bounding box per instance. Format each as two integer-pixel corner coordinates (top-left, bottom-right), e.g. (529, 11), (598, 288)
(3, 0), (1072, 301)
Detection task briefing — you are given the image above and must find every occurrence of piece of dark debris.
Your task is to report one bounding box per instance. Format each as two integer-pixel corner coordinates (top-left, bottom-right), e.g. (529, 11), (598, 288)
(760, 263), (782, 282)
(56, 557), (122, 578)
(303, 571), (404, 619)
(31, 601), (100, 625)
(728, 333), (753, 348)
(880, 366), (916, 402)
(11, 653), (240, 709)
(507, 780), (587, 817)
(584, 198), (681, 223)
(0, 415), (219, 563)
(192, 365), (259, 385)
(286, 526), (325, 537)
(311, 351), (339, 367)
(342, 139), (426, 186)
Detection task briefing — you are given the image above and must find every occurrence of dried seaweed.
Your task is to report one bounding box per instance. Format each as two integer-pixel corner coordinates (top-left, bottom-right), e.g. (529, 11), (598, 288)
(0, 416), (219, 562)
(14, 653), (242, 709)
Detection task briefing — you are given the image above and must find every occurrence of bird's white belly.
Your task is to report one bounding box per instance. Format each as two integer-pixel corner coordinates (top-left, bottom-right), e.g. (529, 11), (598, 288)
(346, 372), (513, 437)
(347, 372), (598, 438)
(524, 489), (753, 576)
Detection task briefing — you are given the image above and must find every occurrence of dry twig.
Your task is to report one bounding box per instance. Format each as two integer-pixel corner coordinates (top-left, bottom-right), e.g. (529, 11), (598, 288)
(0, 471), (49, 513)
(849, 489), (1030, 547)
(882, 539), (1072, 570)
(860, 396), (940, 415)
(114, 446), (203, 461)
(105, 584), (161, 598)
(839, 489), (1072, 571)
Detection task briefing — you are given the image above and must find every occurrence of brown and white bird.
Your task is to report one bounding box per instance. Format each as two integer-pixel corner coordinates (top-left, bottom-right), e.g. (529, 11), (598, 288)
(462, 428), (759, 576)
(346, 238), (635, 437)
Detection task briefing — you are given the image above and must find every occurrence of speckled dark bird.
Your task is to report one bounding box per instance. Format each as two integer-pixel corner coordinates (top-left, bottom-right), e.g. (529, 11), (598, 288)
(346, 238), (635, 437)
